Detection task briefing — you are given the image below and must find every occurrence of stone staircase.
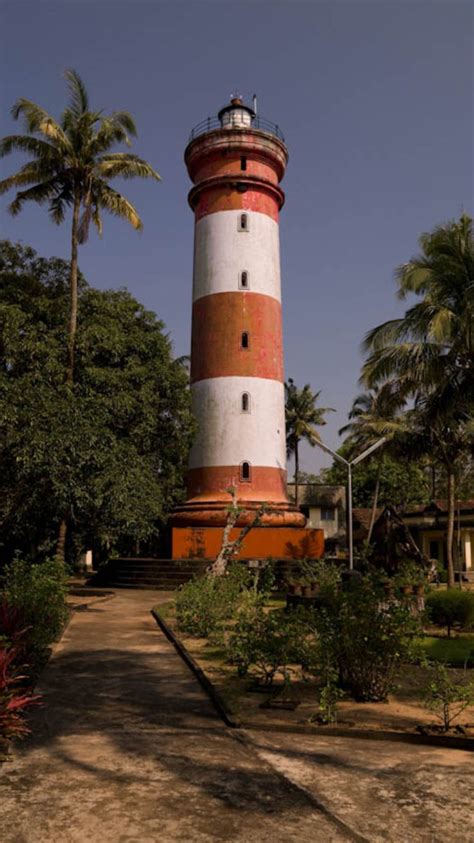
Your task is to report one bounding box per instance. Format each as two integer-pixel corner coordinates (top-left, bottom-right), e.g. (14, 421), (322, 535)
(90, 558), (209, 591)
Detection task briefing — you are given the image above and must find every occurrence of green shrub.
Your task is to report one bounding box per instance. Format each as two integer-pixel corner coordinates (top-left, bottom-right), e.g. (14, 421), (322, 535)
(3, 558), (68, 671)
(226, 605), (306, 686)
(423, 661), (474, 731)
(176, 564), (249, 637)
(425, 589), (474, 637)
(304, 576), (420, 702)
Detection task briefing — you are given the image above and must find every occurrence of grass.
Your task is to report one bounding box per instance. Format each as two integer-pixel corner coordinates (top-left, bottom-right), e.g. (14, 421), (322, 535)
(419, 635), (474, 667)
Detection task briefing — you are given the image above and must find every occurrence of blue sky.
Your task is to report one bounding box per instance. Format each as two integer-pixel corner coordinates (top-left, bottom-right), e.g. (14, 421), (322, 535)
(1, 0), (472, 473)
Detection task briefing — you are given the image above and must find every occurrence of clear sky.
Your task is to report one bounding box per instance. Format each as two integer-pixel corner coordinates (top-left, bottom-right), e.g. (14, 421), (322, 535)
(1, 0), (472, 473)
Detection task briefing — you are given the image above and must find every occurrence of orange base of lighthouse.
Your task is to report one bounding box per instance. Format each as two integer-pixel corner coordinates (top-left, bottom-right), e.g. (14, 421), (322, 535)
(171, 526), (324, 561)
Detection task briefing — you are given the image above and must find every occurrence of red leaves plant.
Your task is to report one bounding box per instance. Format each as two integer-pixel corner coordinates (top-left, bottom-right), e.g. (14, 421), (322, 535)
(0, 635), (42, 742)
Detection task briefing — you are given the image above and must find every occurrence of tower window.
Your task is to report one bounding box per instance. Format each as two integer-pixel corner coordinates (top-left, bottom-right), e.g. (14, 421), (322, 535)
(239, 270), (249, 289)
(241, 461), (251, 481)
(240, 156), (247, 171)
(241, 331), (249, 349)
(241, 392), (250, 413)
(239, 213), (248, 231)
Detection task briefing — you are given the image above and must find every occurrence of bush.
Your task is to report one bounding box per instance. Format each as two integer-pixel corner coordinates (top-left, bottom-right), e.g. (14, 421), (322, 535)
(2, 559), (69, 672)
(305, 575), (420, 702)
(425, 589), (474, 637)
(423, 661), (474, 731)
(176, 564), (249, 637)
(226, 605), (306, 686)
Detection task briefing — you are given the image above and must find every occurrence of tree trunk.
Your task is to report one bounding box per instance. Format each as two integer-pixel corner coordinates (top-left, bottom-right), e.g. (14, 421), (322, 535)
(367, 460), (382, 543)
(431, 462), (436, 500)
(56, 518), (67, 565)
(294, 440), (299, 507)
(446, 470), (455, 588)
(67, 193), (81, 386)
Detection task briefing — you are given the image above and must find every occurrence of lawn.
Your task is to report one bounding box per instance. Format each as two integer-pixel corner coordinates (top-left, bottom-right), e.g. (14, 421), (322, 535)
(419, 635), (474, 667)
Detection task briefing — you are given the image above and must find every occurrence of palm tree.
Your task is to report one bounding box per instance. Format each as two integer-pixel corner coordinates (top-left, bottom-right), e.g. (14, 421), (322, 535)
(285, 378), (334, 506)
(0, 70), (160, 560)
(0, 69), (160, 387)
(362, 214), (474, 586)
(339, 385), (402, 541)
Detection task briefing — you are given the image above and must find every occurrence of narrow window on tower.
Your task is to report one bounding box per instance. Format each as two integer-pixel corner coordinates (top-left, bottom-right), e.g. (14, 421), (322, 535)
(240, 156), (247, 171)
(239, 270), (249, 289)
(238, 213), (248, 231)
(241, 331), (249, 349)
(241, 392), (250, 413)
(240, 461), (251, 482)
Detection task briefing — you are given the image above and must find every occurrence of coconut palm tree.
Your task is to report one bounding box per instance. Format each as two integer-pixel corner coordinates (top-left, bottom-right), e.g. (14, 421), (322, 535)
(362, 214), (474, 586)
(285, 378), (334, 506)
(0, 70), (160, 560)
(339, 385), (403, 541)
(0, 69), (160, 387)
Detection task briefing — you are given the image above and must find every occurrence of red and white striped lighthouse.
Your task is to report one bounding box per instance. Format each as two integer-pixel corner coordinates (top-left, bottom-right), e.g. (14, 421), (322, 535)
(172, 96), (305, 530)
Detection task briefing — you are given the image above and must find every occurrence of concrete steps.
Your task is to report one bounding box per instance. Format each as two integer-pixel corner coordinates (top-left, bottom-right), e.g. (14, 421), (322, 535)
(92, 557), (209, 590)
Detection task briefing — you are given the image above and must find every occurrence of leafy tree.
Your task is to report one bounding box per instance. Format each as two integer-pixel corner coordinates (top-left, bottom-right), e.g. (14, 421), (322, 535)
(361, 214), (474, 586)
(0, 71), (160, 557)
(285, 378), (334, 506)
(323, 449), (430, 510)
(339, 385), (403, 540)
(0, 241), (195, 567)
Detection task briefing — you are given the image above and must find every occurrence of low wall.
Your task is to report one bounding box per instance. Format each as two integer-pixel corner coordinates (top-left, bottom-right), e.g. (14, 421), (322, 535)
(171, 526), (324, 561)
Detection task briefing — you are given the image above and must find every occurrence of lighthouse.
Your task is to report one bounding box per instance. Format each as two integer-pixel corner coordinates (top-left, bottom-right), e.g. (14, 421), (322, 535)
(171, 96), (323, 561)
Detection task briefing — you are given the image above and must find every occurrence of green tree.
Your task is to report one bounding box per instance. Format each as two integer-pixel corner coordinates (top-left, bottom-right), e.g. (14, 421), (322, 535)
(285, 378), (334, 506)
(0, 70), (160, 559)
(323, 449), (430, 510)
(0, 70), (160, 386)
(339, 385), (403, 540)
(362, 214), (474, 586)
(0, 241), (195, 567)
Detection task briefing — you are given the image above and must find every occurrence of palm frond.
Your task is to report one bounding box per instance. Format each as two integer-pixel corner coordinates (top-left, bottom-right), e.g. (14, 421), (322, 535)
(109, 111), (137, 137)
(0, 135), (60, 160)
(96, 153), (160, 181)
(11, 98), (52, 132)
(0, 160), (59, 195)
(64, 69), (89, 117)
(92, 205), (103, 237)
(8, 179), (60, 216)
(94, 182), (143, 230)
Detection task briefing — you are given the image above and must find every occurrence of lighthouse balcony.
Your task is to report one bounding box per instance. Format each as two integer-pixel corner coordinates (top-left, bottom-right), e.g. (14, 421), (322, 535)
(188, 114), (285, 143)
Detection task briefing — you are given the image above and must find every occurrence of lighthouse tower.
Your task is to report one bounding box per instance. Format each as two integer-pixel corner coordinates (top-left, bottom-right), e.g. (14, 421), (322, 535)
(172, 96), (319, 558)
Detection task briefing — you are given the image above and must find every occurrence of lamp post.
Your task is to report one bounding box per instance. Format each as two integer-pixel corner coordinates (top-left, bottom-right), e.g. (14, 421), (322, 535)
(315, 438), (386, 570)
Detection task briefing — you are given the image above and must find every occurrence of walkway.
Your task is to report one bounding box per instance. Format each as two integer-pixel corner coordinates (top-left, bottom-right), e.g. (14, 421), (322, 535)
(0, 590), (472, 842)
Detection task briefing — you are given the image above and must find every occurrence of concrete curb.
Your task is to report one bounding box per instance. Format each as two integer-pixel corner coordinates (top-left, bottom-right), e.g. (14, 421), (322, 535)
(151, 609), (474, 752)
(151, 608), (240, 729)
(243, 720), (474, 751)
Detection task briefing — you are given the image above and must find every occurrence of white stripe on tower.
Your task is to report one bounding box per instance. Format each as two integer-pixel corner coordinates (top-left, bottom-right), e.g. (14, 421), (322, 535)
(193, 210), (281, 302)
(189, 377), (286, 469)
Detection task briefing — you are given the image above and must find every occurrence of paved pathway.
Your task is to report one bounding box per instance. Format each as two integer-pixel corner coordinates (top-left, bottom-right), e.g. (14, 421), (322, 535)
(0, 590), (472, 843)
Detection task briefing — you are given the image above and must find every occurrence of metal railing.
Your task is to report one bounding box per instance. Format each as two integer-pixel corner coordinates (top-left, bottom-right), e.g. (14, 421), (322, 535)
(188, 114), (285, 143)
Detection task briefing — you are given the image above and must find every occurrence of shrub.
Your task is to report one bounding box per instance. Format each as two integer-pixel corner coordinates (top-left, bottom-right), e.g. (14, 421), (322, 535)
(226, 605), (306, 687)
(176, 564), (249, 637)
(2, 559), (69, 671)
(423, 661), (474, 731)
(425, 589), (474, 637)
(305, 576), (420, 702)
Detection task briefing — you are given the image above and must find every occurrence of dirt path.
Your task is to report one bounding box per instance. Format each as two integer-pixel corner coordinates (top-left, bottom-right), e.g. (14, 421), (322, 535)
(1, 590), (471, 843)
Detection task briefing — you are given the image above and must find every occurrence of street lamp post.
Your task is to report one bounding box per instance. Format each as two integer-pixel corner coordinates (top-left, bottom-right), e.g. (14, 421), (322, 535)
(314, 437), (387, 570)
